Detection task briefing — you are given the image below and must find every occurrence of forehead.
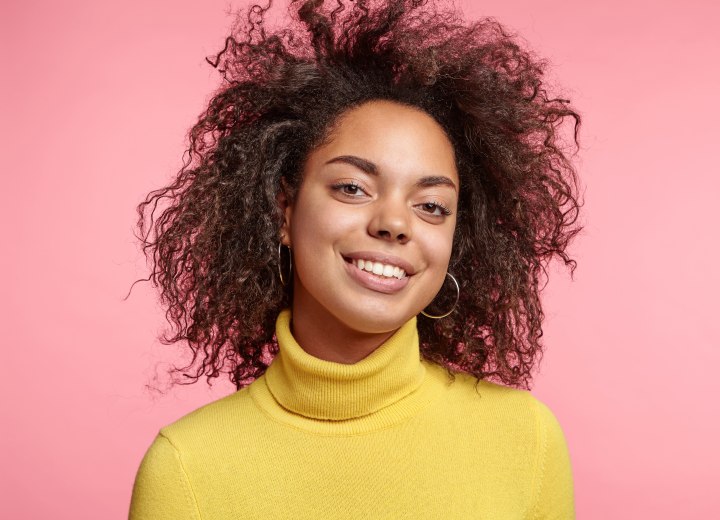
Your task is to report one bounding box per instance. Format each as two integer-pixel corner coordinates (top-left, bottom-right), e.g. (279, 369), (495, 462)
(308, 100), (459, 185)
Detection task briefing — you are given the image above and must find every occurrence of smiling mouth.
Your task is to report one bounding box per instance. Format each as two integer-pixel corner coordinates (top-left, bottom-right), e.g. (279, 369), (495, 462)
(341, 257), (411, 294)
(342, 256), (407, 280)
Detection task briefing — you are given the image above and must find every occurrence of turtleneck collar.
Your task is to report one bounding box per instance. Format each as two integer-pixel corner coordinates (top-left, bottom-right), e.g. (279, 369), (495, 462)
(263, 309), (427, 421)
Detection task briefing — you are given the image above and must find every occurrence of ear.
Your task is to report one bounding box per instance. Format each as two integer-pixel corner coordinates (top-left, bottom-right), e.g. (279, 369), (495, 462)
(277, 178), (293, 248)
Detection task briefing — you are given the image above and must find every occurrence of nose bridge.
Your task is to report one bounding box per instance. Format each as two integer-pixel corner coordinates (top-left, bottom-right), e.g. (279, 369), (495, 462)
(369, 188), (412, 241)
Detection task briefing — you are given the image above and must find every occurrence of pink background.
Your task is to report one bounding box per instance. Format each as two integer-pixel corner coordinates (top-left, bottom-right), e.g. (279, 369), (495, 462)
(3, 0), (718, 517)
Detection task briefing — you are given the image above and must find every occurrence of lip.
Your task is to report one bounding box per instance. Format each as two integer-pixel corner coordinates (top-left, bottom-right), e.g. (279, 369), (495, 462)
(343, 259), (411, 294)
(342, 251), (416, 276)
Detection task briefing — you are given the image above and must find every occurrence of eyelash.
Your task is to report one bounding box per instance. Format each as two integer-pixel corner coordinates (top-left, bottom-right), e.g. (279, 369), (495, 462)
(330, 181), (366, 196)
(330, 182), (452, 217)
(421, 201), (452, 216)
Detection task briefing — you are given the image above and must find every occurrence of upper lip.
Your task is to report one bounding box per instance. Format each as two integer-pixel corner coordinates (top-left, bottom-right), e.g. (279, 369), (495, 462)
(342, 251), (416, 275)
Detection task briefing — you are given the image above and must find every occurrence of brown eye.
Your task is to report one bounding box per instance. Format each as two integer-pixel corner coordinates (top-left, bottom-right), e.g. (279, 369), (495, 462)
(421, 202), (451, 216)
(331, 181), (368, 197)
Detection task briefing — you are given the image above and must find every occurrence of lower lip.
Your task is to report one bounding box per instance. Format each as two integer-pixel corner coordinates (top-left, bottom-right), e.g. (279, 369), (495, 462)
(343, 259), (410, 294)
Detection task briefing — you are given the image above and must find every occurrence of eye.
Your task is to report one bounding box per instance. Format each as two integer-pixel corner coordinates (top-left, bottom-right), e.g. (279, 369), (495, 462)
(330, 181), (368, 197)
(419, 201), (452, 217)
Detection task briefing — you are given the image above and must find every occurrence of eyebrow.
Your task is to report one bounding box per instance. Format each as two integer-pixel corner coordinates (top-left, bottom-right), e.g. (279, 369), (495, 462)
(324, 155), (457, 191)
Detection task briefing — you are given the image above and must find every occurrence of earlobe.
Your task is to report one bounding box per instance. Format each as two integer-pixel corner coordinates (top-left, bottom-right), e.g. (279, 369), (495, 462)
(279, 226), (291, 247)
(277, 181), (293, 248)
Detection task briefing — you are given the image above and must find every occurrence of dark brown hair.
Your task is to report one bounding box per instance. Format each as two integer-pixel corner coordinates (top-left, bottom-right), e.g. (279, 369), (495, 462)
(132, 0), (583, 391)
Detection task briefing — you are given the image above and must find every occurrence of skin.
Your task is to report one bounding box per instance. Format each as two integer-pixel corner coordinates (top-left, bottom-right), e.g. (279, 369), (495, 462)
(279, 99), (459, 363)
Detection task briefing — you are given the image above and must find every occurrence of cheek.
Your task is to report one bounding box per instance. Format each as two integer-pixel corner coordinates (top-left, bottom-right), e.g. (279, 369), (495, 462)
(416, 226), (456, 300)
(291, 192), (364, 245)
(289, 198), (364, 272)
(424, 225), (455, 270)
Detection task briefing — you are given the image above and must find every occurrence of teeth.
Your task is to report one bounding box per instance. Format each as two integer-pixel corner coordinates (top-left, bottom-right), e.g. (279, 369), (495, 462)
(351, 258), (407, 279)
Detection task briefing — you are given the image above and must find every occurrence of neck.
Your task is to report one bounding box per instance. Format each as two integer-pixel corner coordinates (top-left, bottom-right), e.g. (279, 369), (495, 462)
(261, 308), (428, 423)
(290, 300), (397, 365)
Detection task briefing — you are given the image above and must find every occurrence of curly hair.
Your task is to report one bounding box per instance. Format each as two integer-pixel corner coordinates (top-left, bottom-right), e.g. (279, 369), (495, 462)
(132, 0), (583, 392)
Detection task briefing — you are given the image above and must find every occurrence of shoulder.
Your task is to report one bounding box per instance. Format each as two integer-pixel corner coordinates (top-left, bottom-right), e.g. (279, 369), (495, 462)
(426, 362), (570, 452)
(157, 381), (264, 450)
(130, 432), (203, 519)
(429, 362), (551, 420)
(428, 365), (575, 515)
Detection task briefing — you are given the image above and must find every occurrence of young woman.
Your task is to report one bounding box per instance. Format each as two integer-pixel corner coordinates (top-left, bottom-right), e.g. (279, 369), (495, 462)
(129, 0), (583, 518)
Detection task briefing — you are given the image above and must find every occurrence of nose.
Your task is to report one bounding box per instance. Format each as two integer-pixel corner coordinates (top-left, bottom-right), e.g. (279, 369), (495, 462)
(368, 196), (412, 244)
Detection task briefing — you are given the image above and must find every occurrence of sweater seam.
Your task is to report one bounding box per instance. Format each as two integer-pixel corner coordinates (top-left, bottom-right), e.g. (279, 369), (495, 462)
(526, 397), (548, 520)
(159, 432), (203, 520)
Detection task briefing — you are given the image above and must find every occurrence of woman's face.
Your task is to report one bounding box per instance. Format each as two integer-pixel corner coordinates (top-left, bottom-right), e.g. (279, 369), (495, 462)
(280, 99), (459, 334)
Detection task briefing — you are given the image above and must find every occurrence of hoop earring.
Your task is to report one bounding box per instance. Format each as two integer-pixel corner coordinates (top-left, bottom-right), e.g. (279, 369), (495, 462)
(421, 272), (459, 319)
(278, 243), (292, 286)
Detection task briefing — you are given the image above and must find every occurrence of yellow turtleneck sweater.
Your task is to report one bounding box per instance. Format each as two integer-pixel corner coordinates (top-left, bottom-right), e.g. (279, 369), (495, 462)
(129, 310), (574, 519)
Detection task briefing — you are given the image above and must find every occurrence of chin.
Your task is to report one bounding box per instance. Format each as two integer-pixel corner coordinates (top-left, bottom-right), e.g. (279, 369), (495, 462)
(332, 302), (418, 334)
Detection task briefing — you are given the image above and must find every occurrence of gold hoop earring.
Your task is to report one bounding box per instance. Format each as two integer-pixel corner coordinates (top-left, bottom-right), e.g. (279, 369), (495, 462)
(278, 243), (292, 286)
(421, 272), (459, 319)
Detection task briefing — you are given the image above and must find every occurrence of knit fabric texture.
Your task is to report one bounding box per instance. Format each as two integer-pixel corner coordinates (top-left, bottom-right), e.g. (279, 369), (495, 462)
(129, 309), (575, 519)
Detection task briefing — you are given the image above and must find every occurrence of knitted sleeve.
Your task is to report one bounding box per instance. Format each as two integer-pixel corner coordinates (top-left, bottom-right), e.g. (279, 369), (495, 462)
(528, 398), (576, 519)
(129, 433), (202, 520)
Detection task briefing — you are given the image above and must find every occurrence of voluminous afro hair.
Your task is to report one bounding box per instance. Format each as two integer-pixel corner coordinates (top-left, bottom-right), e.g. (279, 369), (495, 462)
(134, 0), (583, 391)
